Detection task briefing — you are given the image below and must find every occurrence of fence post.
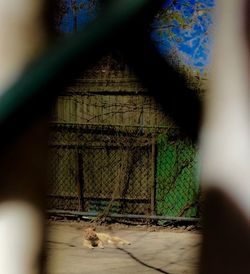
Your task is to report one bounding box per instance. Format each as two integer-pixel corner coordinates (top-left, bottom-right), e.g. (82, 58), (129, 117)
(151, 136), (156, 215)
(77, 150), (84, 211)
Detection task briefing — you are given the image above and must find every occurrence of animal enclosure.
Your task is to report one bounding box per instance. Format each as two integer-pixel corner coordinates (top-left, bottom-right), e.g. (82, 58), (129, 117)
(47, 56), (199, 220)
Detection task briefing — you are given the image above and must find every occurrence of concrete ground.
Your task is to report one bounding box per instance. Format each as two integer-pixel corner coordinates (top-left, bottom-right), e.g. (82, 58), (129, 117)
(45, 221), (201, 274)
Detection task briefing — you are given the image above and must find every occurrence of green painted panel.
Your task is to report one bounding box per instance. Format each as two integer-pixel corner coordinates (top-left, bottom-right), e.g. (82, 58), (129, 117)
(156, 134), (199, 217)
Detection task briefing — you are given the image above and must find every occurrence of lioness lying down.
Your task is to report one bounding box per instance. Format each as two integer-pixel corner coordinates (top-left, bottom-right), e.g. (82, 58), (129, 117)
(83, 227), (131, 249)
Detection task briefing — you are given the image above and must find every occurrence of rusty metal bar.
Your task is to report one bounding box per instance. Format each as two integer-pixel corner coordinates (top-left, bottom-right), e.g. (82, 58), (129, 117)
(47, 209), (199, 222)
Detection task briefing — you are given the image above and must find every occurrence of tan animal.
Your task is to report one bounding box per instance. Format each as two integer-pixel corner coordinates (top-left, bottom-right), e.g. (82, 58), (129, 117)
(83, 227), (131, 249)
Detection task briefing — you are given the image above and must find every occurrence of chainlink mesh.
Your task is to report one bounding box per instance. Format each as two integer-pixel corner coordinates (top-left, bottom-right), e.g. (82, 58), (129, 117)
(47, 123), (200, 219)
(156, 132), (199, 218)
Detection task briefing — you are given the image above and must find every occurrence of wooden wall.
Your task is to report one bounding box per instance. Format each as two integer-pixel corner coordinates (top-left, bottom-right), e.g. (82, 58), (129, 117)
(51, 55), (173, 128)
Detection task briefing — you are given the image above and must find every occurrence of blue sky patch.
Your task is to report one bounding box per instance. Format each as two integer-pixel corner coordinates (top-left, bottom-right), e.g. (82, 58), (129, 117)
(57, 0), (215, 74)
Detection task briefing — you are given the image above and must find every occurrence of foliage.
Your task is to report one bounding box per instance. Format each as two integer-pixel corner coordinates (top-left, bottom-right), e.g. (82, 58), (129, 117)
(54, 0), (215, 80)
(151, 0), (215, 78)
(55, 0), (99, 34)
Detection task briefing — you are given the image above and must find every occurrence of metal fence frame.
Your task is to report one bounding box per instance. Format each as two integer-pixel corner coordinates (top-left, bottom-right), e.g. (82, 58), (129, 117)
(47, 122), (200, 222)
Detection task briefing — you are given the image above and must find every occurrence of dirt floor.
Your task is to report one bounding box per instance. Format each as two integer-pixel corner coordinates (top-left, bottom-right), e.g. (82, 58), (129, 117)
(45, 220), (202, 274)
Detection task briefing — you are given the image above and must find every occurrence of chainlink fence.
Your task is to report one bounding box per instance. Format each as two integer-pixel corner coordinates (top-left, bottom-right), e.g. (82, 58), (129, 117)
(47, 122), (200, 220)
